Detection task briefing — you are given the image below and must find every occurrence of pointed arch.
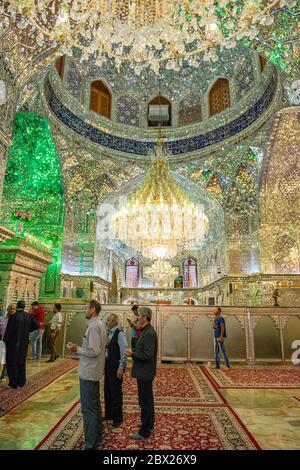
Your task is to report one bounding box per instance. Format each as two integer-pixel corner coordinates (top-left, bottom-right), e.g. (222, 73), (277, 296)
(148, 95), (171, 127)
(2, 112), (65, 298)
(209, 78), (230, 116)
(55, 56), (65, 80)
(108, 267), (118, 303)
(125, 257), (139, 288)
(206, 174), (223, 200)
(89, 80), (111, 118)
(183, 257), (198, 288)
(260, 55), (268, 72)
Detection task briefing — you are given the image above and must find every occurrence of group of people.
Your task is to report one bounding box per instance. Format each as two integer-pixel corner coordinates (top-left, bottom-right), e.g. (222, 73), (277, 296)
(67, 302), (229, 450)
(67, 301), (158, 450)
(29, 302), (63, 363)
(0, 300), (63, 387)
(0, 296), (230, 450)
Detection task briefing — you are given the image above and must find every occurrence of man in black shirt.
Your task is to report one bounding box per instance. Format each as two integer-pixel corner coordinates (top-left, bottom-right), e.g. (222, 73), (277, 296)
(4, 299), (39, 389)
(125, 306), (158, 440)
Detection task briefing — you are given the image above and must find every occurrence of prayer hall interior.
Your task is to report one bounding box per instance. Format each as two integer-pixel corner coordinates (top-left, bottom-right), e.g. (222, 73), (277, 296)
(0, 0), (300, 453)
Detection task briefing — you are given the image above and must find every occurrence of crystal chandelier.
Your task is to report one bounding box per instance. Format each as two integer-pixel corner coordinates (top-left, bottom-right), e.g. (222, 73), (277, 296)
(5, 1), (287, 74)
(112, 139), (209, 259)
(145, 260), (178, 287)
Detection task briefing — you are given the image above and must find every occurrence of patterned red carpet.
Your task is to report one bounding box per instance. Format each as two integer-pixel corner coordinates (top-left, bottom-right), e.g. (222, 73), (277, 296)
(202, 365), (300, 389)
(0, 359), (78, 417)
(36, 402), (259, 450)
(36, 364), (260, 450)
(122, 364), (223, 405)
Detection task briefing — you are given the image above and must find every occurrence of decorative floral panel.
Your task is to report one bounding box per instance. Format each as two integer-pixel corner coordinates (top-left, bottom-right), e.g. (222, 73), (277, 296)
(179, 94), (202, 125)
(116, 95), (139, 126)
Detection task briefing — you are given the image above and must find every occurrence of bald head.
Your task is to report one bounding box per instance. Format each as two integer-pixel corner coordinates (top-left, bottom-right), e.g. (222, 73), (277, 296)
(106, 313), (119, 330)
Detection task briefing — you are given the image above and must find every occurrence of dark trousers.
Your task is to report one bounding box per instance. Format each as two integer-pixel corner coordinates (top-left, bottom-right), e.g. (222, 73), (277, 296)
(7, 363), (26, 388)
(137, 379), (155, 438)
(104, 366), (123, 423)
(79, 378), (102, 449)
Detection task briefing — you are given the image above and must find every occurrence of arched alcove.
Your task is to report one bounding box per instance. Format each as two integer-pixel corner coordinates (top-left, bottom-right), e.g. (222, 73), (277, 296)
(108, 267), (118, 303)
(89, 80), (111, 118)
(148, 95), (171, 127)
(209, 78), (230, 116)
(125, 257), (139, 288)
(55, 56), (65, 80)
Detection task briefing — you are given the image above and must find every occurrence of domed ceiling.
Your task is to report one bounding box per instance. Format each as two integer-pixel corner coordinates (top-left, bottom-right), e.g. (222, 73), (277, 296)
(0, 1), (299, 284)
(42, 43), (279, 166)
(67, 44), (257, 106)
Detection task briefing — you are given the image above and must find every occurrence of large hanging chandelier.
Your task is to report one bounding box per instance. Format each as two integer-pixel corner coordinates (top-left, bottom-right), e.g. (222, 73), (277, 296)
(145, 260), (178, 287)
(112, 139), (209, 259)
(5, 1), (289, 74)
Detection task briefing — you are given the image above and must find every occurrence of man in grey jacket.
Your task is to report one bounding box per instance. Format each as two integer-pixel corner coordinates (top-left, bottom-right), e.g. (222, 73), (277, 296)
(67, 299), (106, 450)
(125, 306), (158, 440)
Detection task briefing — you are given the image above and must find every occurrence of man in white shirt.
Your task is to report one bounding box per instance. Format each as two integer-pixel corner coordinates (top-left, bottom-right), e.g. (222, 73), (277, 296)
(67, 299), (106, 450)
(46, 304), (63, 363)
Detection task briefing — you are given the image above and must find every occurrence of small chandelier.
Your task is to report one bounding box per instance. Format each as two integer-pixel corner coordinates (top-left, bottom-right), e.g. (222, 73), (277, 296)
(145, 260), (178, 287)
(112, 139), (209, 259)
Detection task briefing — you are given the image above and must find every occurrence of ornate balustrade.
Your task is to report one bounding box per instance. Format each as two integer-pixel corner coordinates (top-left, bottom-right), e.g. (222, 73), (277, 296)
(40, 302), (300, 365)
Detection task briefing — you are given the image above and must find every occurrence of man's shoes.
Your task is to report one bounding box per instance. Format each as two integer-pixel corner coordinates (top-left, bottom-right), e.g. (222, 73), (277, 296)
(55, 355), (59, 360)
(112, 422), (122, 428)
(81, 439), (102, 450)
(4, 384), (17, 390)
(46, 359), (54, 363)
(28, 357), (36, 361)
(130, 433), (148, 440)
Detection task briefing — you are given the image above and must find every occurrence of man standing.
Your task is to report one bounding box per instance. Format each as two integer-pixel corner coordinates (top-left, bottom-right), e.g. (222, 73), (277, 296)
(47, 303), (63, 363)
(125, 306), (158, 440)
(30, 301), (46, 360)
(213, 307), (230, 370)
(4, 300), (39, 389)
(67, 300), (106, 450)
(104, 313), (128, 427)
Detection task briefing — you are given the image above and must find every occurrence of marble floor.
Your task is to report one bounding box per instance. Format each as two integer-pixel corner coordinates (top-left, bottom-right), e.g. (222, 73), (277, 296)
(0, 359), (79, 450)
(1, 360), (300, 450)
(222, 388), (300, 450)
